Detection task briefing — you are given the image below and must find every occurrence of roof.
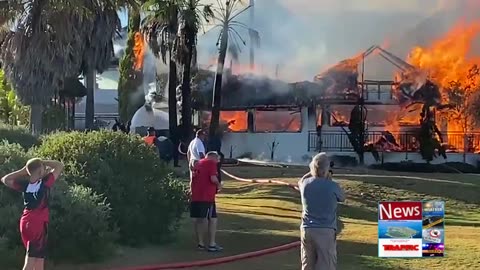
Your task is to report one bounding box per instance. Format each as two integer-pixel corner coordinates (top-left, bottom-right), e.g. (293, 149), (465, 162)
(188, 70), (360, 110)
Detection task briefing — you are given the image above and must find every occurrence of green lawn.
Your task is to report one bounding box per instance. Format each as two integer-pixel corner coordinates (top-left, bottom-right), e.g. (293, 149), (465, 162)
(50, 165), (480, 270)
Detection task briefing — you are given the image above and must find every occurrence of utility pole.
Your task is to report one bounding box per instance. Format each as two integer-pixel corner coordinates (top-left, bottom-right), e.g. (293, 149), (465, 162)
(249, 0), (255, 70)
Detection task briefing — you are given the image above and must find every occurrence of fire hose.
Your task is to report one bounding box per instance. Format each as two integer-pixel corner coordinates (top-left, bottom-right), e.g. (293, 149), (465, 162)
(109, 169), (301, 270)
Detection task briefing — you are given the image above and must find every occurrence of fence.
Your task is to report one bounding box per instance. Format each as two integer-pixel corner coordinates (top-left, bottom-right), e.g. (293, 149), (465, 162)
(74, 113), (119, 130)
(308, 131), (480, 153)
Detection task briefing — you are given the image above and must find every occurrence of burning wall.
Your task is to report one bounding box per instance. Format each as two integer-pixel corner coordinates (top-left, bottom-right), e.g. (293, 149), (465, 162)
(201, 109), (302, 133)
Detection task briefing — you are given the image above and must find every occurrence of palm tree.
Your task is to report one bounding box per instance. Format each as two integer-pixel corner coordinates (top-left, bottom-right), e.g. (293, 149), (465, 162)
(142, 0), (181, 165)
(176, 0), (213, 142)
(207, 0), (259, 148)
(0, 1), (127, 134)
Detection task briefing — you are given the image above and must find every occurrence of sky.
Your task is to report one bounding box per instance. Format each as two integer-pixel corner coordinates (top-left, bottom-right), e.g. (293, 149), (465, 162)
(120, 0), (473, 82)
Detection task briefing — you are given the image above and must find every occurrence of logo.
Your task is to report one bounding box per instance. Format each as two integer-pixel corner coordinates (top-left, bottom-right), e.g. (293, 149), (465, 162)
(379, 202), (422, 220)
(378, 201), (445, 258)
(379, 239), (423, 257)
(422, 228), (444, 244)
(422, 243), (445, 257)
(423, 201), (444, 215)
(383, 244), (419, 251)
(429, 229), (440, 237)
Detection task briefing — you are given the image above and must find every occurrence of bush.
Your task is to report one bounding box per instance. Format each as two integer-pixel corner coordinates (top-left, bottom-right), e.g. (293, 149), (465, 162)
(0, 122), (39, 149)
(48, 181), (117, 262)
(35, 130), (188, 245)
(0, 142), (117, 267)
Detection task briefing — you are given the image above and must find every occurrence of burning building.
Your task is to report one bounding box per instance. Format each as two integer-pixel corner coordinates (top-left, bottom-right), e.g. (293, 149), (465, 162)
(192, 38), (480, 165)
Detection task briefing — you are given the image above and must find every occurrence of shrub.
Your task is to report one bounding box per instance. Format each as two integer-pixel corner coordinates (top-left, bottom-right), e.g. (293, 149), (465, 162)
(0, 122), (39, 149)
(35, 130), (189, 245)
(0, 142), (117, 266)
(48, 181), (117, 262)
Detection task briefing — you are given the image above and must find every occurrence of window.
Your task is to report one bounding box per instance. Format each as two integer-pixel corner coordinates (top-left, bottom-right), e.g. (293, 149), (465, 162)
(254, 109), (302, 132)
(201, 111), (248, 132)
(329, 105), (352, 126)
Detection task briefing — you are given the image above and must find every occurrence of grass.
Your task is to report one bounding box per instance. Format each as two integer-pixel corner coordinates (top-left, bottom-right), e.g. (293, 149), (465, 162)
(49, 165), (479, 270)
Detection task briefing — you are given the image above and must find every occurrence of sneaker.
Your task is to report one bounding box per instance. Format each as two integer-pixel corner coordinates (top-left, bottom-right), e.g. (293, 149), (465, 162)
(197, 244), (206, 250)
(207, 245), (223, 252)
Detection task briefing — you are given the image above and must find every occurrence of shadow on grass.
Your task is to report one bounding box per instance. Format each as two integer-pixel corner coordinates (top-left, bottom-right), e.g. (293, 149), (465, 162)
(338, 240), (411, 270)
(222, 208), (300, 222)
(203, 238), (410, 270)
(339, 175), (480, 205)
(222, 202), (300, 214)
(339, 203), (378, 223)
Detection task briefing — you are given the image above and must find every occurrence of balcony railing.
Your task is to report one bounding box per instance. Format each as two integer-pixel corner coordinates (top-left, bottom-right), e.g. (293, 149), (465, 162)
(308, 131), (480, 153)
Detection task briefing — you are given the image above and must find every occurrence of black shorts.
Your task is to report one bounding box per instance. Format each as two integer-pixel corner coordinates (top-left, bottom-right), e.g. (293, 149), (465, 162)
(190, 202), (217, 219)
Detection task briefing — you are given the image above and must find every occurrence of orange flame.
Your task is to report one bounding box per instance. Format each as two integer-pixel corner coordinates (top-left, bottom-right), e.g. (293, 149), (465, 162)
(403, 20), (480, 151)
(133, 32), (145, 70)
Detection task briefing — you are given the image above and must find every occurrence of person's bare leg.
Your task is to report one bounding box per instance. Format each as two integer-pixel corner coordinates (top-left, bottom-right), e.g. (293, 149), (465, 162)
(195, 218), (208, 247)
(35, 258), (45, 270)
(22, 255), (35, 270)
(193, 218), (200, 246)
(208, 218), (218, 247)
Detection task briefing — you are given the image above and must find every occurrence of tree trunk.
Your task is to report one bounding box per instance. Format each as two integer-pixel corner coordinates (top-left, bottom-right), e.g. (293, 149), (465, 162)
(168, 57), (179, 166)
(85, 69), (95, 130)
(30, 104), (44, 135)
(118, 8), (142, 123)
(208, 25), (229, 147)
(181, 30), (194, 143)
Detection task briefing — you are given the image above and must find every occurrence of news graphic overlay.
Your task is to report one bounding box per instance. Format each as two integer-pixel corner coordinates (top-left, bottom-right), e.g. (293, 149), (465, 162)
(422, 201), (445, 257)
(378, 201), (423, 258)
(378, 201), (445, 258)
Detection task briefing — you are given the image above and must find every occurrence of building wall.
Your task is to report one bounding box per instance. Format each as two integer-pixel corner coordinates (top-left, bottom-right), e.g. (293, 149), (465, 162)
(219, 106), (480, 166)
(220, 107), (311, 162)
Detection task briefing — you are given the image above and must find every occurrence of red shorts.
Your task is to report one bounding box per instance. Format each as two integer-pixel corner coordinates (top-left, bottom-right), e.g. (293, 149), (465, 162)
(19, 218), (48, 258)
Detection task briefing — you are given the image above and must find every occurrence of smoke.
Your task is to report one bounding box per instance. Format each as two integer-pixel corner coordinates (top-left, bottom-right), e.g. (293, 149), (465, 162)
(196, 0), (477, 82)
(113, 26), (168, 107)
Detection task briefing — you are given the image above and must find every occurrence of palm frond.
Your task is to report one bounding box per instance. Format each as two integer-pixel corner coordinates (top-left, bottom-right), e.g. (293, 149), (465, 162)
(0, 0), (121, 106)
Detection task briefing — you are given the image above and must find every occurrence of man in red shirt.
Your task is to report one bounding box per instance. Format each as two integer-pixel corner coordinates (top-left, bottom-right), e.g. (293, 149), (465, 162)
(1, 158), (64, 270)
(190, 151), (223, 252)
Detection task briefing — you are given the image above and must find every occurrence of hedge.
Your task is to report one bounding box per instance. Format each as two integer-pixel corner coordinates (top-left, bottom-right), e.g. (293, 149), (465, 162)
(0, 122), (39, 149)
(35, 130), (189, 245)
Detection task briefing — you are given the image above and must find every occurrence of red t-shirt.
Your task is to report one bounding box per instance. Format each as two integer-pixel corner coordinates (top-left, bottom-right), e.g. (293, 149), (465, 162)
(11, 173), (56, 223)
(144, 136), (156, 146)
(191, 159), (218, 202)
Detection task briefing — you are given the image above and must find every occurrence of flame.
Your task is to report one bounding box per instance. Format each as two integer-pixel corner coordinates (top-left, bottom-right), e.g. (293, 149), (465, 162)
(402, 20), (480, 152)
(407, 21), (480, 91)
(220, 111), (248, 131)
(201, 111), (248, 132)
(201, 109), (301, 132)
(133, 32), (145, 70)
(255, 110), (301, 132)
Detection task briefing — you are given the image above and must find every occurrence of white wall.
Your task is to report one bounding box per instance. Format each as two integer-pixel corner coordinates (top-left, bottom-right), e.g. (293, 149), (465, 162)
(221, 108), (311, 162)
(219, 105), (480, 166)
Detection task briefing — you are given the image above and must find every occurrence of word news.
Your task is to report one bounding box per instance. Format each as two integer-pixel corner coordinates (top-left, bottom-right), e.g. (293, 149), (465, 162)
(378, 201), (445, 258)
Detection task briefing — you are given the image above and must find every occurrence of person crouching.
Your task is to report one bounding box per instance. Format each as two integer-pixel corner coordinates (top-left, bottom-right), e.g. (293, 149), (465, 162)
(189, 151), (223, 252)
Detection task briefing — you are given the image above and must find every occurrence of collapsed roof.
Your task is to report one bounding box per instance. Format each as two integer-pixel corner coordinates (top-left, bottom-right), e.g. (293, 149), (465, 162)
(158, 45), (427, 110)
(190, 70), (360, 110)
